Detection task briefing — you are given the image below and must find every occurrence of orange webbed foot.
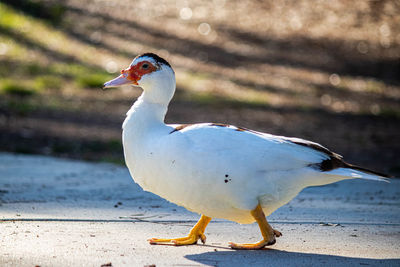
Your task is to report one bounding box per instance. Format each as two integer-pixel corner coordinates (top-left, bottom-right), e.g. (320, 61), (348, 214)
(148, 215), (211, 246)
(148, 233), (206, 246)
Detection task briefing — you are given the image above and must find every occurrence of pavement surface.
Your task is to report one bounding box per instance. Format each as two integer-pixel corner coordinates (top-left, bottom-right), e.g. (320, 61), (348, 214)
(0, 152), (399, 266)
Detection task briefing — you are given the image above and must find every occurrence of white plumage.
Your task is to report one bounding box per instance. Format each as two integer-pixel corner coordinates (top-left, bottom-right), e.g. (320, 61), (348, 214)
(103, 53), (389, 249)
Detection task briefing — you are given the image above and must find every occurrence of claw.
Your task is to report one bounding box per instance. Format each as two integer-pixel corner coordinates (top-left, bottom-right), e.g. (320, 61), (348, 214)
(273, 229), (282, 237)
(200, 233), (206, 244)
(149, 240), (158, 245)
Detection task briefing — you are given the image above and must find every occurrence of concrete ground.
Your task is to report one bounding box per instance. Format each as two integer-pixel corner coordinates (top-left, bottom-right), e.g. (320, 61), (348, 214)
(0, 152), (399, 266)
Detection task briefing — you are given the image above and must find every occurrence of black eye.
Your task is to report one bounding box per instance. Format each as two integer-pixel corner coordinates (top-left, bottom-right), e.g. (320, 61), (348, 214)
(142, 63), (149, 69)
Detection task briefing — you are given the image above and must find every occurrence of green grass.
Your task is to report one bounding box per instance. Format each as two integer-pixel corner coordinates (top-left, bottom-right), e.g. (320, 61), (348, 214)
(2, 98), (37, 115)
(0, 2), (113, 94)
(0, 80), (36, 96)
(34, 75), (62, 90)
(1, 0), (66, 25)
(77, 73), (111, 89)
(25, 63), (42, 75)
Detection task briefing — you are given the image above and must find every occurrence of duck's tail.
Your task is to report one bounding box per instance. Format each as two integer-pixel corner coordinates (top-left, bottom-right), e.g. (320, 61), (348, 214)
(323, 163), (390, 182)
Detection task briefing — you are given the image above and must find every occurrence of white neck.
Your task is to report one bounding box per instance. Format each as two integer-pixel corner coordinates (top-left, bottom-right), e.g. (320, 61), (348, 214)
(123, 93), (168, 131)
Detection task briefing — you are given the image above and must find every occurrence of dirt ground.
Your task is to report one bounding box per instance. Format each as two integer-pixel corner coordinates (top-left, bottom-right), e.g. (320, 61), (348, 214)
(0, 0), (399, 175)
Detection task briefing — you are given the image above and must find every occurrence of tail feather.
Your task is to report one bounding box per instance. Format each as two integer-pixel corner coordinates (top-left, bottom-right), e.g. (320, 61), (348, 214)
(324, 167), (390, 183)
(343, 162), (391, 178)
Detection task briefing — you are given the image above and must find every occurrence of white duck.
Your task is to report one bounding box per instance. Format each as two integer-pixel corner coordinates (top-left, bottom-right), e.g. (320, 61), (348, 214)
(103, 53), (389, 250)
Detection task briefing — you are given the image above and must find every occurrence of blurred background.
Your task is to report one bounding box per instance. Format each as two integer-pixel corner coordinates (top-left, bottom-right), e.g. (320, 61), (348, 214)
(0, 0), (398, 175)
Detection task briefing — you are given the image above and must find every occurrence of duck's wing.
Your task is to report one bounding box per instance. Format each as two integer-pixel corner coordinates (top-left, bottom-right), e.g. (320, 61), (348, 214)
(165, 123), (389, 179)
(166, 123), (333, 172)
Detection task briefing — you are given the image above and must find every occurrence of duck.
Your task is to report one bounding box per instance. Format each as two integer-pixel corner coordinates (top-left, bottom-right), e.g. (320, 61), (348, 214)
(103, 53), (389, 250)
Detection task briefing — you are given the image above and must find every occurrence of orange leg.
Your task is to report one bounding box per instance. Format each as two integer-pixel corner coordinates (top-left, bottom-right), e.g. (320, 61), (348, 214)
(229, 204), (282, 250)
(148, 215), (212, 246)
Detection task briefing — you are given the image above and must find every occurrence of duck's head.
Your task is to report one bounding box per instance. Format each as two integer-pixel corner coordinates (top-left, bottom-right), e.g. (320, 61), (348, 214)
(103, 53), (175, 104)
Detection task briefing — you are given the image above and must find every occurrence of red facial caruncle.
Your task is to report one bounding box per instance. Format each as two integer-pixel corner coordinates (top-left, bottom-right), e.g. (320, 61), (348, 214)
(121, 61), (157, 85)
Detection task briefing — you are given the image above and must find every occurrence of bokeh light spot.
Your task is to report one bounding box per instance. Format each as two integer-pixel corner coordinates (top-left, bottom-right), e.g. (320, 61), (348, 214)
(198, 23), (211, 35)
(105, 61), (118, 74)
(180, 7), (193, 20)
(329, 74), (341, 86)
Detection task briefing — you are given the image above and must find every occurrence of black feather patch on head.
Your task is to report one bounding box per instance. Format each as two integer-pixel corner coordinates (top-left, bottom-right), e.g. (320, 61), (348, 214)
(137, 53), (171, 68)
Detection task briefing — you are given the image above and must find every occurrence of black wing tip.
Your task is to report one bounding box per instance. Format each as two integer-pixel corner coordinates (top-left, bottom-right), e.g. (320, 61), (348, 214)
(344, 163), (392, 178)
(311, 158), (392, 178)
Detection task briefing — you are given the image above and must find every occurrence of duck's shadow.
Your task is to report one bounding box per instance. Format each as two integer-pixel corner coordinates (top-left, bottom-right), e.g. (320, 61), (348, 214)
(184, 248), (399, 267)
